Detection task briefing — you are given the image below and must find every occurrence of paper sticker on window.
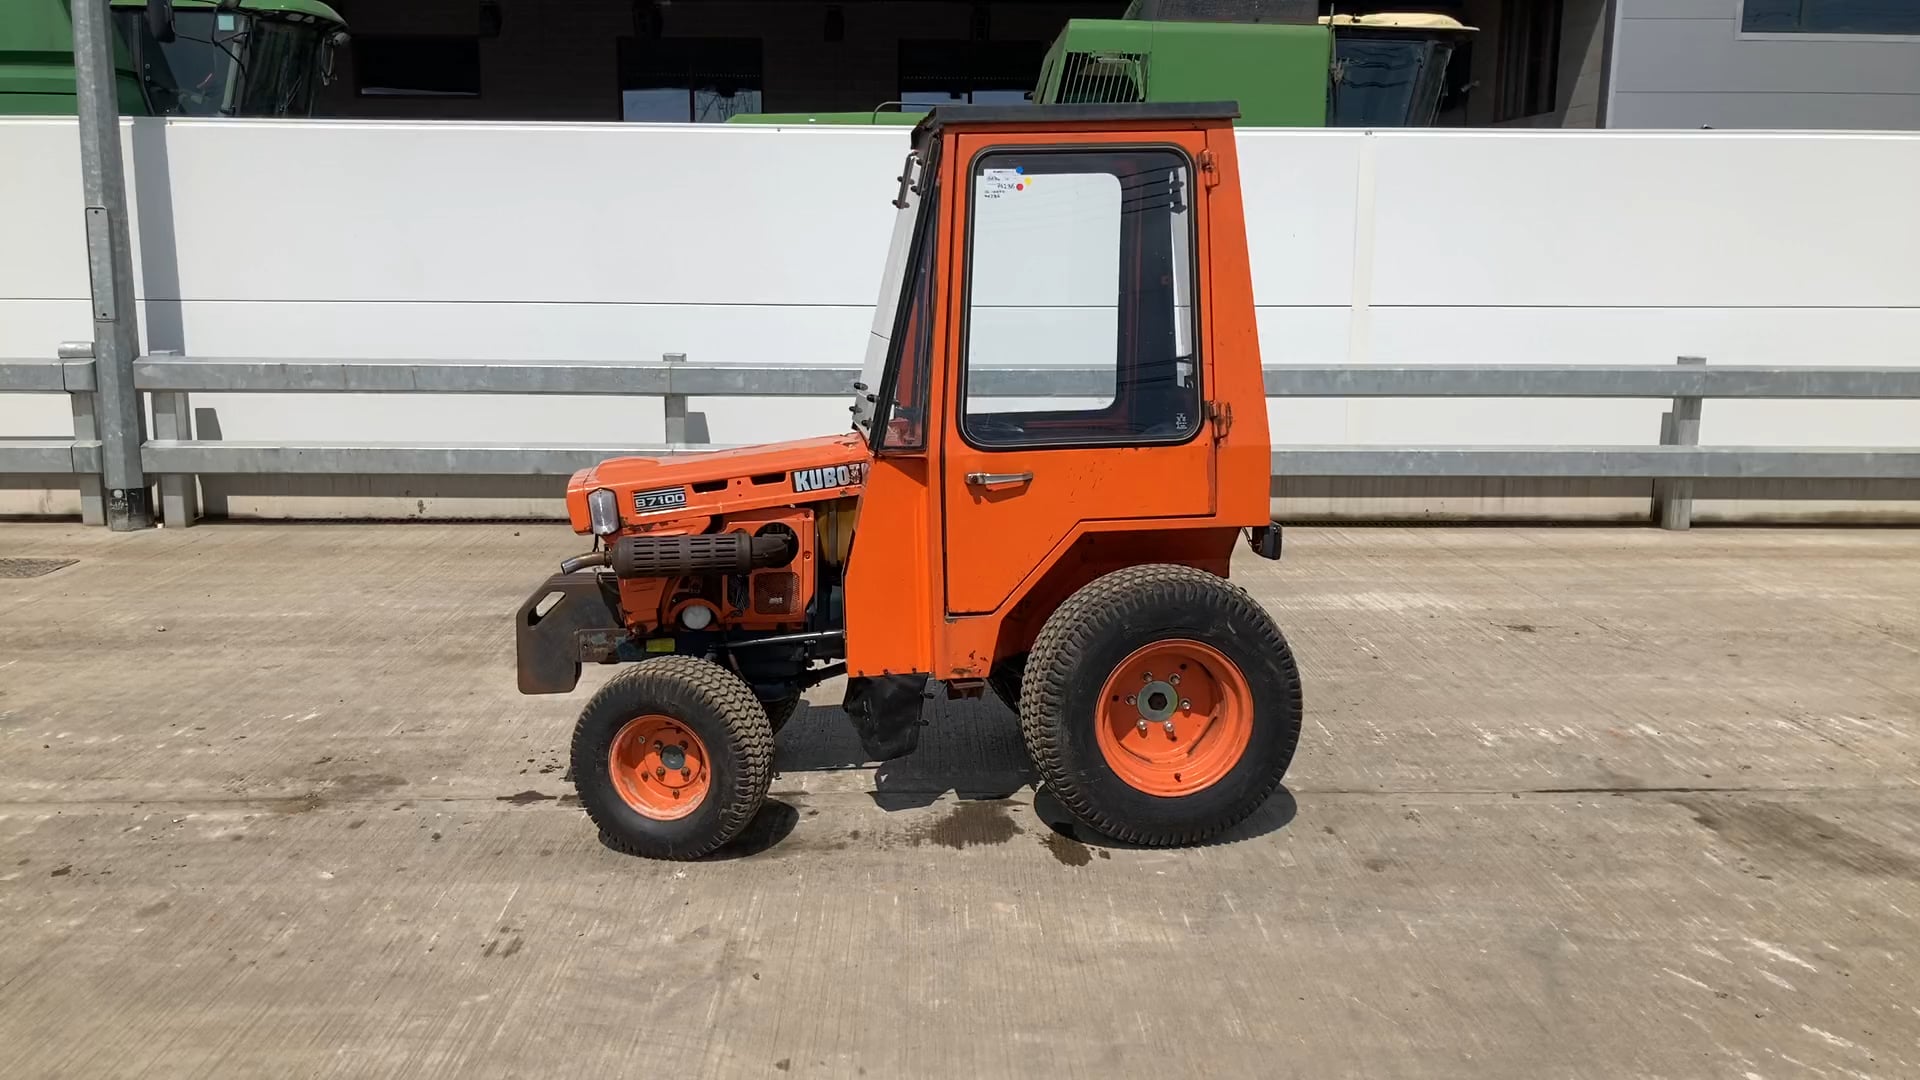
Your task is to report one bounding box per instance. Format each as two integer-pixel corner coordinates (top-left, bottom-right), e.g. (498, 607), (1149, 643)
(980, 167), (1032, 200)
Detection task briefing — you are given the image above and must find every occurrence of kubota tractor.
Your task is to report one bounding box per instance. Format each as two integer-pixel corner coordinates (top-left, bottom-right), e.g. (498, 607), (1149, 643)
(516, 102), (1303, 859)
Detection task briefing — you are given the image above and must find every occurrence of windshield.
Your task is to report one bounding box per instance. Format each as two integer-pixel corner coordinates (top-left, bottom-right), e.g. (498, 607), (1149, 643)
(237, 20), (323, 115)
(1329, 38), (1456, 127)
(114, 11), (327, 117)
(852, 143), (930, 441)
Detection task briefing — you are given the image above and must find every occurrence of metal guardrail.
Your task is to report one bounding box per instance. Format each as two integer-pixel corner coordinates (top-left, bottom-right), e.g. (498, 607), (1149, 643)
(7, 352), (1920, 531)
(0, 348), (106, 523)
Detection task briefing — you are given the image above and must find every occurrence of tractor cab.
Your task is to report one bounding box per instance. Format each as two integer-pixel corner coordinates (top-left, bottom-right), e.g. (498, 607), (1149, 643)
(519, 105), (1301, 859)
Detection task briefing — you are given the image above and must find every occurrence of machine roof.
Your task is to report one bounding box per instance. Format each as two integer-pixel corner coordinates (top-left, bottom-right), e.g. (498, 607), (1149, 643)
(912, 101), (1241, 136)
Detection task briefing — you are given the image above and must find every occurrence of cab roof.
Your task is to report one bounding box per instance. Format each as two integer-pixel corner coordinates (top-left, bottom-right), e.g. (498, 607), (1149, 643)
(911, 101), (1240, 138)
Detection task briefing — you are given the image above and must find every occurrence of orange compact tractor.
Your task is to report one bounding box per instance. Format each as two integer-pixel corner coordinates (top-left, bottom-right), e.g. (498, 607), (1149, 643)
(516, 103), (1302, 859)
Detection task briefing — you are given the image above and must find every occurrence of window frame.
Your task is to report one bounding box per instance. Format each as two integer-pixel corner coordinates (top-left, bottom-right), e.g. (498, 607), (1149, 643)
(955, 143), (1205, 454)
(1735, 0), (1920, 42)
(869, 143), (943, 455)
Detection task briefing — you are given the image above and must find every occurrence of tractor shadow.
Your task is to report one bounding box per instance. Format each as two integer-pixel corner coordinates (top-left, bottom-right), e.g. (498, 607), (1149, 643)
(774, 692), (1038, 811)
(1031, 783), (1298, 852)
(773, 692), (1301, 850)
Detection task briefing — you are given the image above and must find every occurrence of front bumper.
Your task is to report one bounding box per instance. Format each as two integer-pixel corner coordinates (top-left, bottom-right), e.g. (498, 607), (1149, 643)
(515, 573), (628, 694)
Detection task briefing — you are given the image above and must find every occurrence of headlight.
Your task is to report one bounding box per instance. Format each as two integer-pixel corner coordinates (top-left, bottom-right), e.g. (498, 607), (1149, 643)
(587, 488), (620, 536)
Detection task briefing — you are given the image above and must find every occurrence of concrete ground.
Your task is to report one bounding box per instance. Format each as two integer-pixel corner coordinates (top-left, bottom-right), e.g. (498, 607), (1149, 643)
(0, 523), (1916, 1079)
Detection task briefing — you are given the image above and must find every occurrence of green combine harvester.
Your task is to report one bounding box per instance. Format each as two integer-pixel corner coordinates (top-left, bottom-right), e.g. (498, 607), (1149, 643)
(0, 0), (347, 117)
(732, 2), (1473, 128)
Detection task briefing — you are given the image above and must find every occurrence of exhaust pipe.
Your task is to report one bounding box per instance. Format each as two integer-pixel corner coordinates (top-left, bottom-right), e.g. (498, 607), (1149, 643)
(558, 551), (609, 574)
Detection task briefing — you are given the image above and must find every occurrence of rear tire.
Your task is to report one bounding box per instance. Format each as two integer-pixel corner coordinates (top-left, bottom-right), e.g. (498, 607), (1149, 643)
(571, 656), (774, 860)
(1020, 564), (1302, 847)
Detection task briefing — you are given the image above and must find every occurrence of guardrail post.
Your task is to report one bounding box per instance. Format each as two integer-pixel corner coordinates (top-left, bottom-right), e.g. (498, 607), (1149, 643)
(1657, 356), (1706, 530)
(661, 352), (690, 444)
(58, 341), (105, 525)
(151, 383), (198, 527)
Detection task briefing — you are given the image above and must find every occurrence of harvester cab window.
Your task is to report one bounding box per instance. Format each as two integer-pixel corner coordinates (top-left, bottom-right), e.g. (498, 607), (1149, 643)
(961, 148), (1199, 448)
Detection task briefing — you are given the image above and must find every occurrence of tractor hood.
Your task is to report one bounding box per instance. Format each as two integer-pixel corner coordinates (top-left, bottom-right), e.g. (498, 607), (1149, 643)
(564, 433), (873, 534)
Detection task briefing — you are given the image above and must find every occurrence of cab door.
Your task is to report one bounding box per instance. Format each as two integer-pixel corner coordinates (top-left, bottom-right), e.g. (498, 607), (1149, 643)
(942, 132), (1215, 615)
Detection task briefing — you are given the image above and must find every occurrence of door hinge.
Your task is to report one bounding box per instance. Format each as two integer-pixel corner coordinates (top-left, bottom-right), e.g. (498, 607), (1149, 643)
(1198, 148), (1222, 189)
(1204, 399), (1233, 440)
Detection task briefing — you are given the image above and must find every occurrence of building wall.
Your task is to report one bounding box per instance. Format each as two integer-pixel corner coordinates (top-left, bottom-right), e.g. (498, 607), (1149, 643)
(4, 118), (1918, 521)
(1607, 0), (1920, 129)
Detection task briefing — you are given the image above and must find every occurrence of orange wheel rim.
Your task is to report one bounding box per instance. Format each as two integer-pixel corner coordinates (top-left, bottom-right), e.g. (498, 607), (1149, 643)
(1095, 639), (1254, 797)
(608, 715), (711, 820)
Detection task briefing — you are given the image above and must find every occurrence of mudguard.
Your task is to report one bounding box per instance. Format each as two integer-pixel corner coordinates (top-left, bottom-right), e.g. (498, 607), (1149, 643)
(842, 674), (929, 761)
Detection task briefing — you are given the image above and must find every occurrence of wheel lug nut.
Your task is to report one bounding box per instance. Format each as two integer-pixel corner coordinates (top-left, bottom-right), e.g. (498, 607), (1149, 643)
(654, 741), (664, 751)
(1142, 672), (1153, 682)
(1169, 673), (1181, 685)
(1136, 719), (1148, 734)
(1125, 694), (1137, 705)
(1181, 699), (1191, 710)
(1163, 720), (1176, 735)
(655, 767), (666, 779)
(680, 768), (691, 780)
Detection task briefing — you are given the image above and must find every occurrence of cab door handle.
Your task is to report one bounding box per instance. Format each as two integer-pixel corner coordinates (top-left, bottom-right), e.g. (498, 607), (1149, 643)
(965, 471), (1033, 488)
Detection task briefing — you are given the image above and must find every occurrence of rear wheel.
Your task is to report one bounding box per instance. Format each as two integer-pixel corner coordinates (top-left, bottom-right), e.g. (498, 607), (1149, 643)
(1020, 564), (1302, 847)
(571, 656), (774, 859)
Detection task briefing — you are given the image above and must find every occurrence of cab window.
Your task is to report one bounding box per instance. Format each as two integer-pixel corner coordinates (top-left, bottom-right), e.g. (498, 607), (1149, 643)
(960, 148), (1199, 448)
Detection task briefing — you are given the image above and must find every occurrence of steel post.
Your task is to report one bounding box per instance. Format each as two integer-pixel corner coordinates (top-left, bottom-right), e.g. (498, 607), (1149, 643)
(58, 342), (107, 525)
(1659, 356), (1707, 531)
(151, 389), (199, 527)
(72, 0), (151, 529)
(662, 352), (690, 444)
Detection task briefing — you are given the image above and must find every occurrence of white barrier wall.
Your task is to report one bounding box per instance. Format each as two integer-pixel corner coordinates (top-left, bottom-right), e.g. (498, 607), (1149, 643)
(3, 118), (1919, 518)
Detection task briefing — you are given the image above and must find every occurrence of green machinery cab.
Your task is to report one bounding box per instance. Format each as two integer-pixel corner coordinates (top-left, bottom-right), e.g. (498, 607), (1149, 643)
(733, 8), (1472, 128)
(0, 0), (347, 117)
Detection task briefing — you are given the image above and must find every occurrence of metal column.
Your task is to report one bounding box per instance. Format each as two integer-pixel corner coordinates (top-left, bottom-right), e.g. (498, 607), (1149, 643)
(1657, 356), (1706, 530)
(59, 342), (106, 525)
(72, 0), (152, 529)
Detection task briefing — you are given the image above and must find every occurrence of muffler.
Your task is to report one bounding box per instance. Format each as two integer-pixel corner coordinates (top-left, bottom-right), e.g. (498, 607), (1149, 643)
(560, 531), (795, 578)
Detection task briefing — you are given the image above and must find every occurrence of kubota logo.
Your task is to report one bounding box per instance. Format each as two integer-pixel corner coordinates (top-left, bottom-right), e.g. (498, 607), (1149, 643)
(791, 462), (867, 493)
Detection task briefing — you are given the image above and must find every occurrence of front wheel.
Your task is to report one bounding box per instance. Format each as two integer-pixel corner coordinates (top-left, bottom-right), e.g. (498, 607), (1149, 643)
(1020, 564), (1303, 847)
(571, 656), (774, 859)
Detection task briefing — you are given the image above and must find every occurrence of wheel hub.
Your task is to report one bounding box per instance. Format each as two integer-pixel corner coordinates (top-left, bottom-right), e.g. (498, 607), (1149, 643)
(1095, 639), (1255, 798)
(608, 715), (711, 820)
(1135, 679), (1180, 723)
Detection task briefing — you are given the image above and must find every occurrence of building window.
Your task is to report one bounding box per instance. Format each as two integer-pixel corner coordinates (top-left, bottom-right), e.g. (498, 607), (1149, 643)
(899, 40), (1045, 111)
(1743, 0), (1920, 35)
(618, 38), (762, 122)
(354, 36), (481, 98)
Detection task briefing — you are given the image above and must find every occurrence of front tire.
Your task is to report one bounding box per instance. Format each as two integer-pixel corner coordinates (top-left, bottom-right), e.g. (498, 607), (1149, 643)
(571, 656), (774, 859)
(1020, 564), (1303, 847)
